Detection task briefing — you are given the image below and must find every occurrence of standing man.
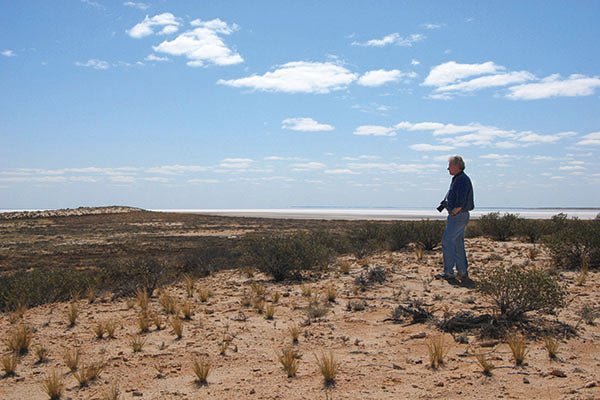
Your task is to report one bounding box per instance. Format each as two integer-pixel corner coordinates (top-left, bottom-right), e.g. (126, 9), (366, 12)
(437, 156), (474, 283)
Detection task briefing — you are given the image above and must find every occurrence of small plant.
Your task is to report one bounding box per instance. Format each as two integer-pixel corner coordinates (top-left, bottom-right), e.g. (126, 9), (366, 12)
(475, 353), (495, 376)
(576, 304), (599, 326)
(4, 323), (32, 355)
(171, 317), (184, 339)
(1, 353), (18, 376)
(306, 298), (328, 319)
(135, 288), (149, 311)
(183, 274), (195, 298)
(251, 283), (266, 298)
(278, 347), (299, 378)
(197, 287), (211, 303)
(158, 292), (177, 314)
(67, 302), (79, 327)
(315, 351), (337, 386)
(151, 312), (164, 330)
(137, 311), (151, 333)
(507, 333), (528, 366)
(43, 369), (65, 400)
(34, 345), (50, 363)
(271, 291), (281, 304)
(73, 361), (104, 387)
(63, 348), (80, 372)
(105, 319), (117, 338)
(414, 245), (425, 262)
(339, 261), (351, 275)
(253, 297), (265, 314)
(192, 357), (211, 385)
(324, 285), (337, 303)
(301, 285), (313, 298)
(527, 246), (540, 261)
(288, 323), (301, 344)
(93, 321), (106, 339)
(577, 254), (590, 286)
(130, 336), (146, 353)
(100, 384), (120, 400)
(85, 287), (96, 304)
(181, 301), (194, 320)
(265, 304), (275, 320)
(240, 290), (252, 307)
(427, 335), (449, 369)
(346, 299), (367, 312)
(543, 336), (559, 359)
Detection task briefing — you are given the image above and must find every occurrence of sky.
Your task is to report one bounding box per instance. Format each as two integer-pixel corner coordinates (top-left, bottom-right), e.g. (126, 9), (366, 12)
(1, 0), (600, 209)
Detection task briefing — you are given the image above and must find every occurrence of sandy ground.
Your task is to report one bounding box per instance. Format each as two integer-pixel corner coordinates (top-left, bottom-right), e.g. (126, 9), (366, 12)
(1, 237), (599, 400)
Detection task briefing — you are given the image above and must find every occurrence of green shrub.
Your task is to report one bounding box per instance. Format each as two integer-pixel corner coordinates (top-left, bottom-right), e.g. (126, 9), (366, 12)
(387, 222), (412, 251)
(478, 212), (521, 241)
(347, 222), (390, 257)
(100, 257), (168, 297)
(476, 265), (566, 321)
(515, 219), (551, 243)
(245, 232), (334, 281)
(543, 219), (600, 270)
(410, 220), (445, 250)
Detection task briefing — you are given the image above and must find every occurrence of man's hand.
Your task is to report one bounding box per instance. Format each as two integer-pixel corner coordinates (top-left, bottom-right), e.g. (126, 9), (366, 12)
(450, 207), (462, 216)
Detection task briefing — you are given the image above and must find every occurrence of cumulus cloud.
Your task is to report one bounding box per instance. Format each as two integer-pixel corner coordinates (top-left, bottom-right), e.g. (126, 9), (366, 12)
(123, 1), (149, 10)
(75, 59), (109, 70)
(152, 18), (242, 67)
(353, 125), (396, 137)
(507, 74), (600, 100)
(145, 165), (209, 174)
(421, 23), (444, 30)
(219, 158), (253, 169)
(435, 71), (534, 93)
(347, 162), (437, 173)
(325, 169), (357, 174)
(144, 53), (169, 62)
(410, 143), (455, 151)
(358, 69), (405, 87)
(1, 49), (16, 57)
(128, 13), (179, 39)
(281, 118), (334, 132)
(291, 162), (326, 171)
(218, 61), (356, 93)
(424, 61), (503, 87)
(576, 132), (600, 146)
(353, 33), (425, 47)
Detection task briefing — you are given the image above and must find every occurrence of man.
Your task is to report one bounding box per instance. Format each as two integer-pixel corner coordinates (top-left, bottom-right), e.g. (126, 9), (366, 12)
(437, 155), (474, 283)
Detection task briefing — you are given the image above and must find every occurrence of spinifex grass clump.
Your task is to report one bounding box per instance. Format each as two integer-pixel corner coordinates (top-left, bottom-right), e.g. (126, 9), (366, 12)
(197, 287), (211, 303)
(67, 302), (79, 327)
(192, 357), (211, 385)
(427, 335), (450, 369)
(43, 369), (65, 400)
(324, 285), (337, 303)
(158, 292), (177, 314)
(181, 301), (194, 320)
(476, 265), (566, 321)
(183, 274), (195, 298)
(135, 288), (149, 311)
(171, 317), (184, 339)
(63, 349), (80, 372)
(507, 333), (528, 366)
(278, 347), (299, 378)
(288, 323), (301, 344)
(265, 304), (275, 320)
(73, 361), (104, 387)
(1, 353), (18, 376)
(5, 323), (32, 355)
(315, 351), (338, 386)
(34, 345), (50, 363)
(543, 336), (559, 359)
(130, 336), (146, 353)
(475, 353), (495, 376)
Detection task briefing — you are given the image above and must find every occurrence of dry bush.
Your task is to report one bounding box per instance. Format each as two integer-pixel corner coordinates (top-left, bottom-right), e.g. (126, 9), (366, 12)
(427, 335), (449, 369)
(338, 261), (351, 275)
(34, 345), (50, 363)
(288, 323), (301, 344)
(100, 384), (120, 400)
(192, 358), (211, 385)
(85, 287), (96, 304)
(130, 336), (146, 353)
(240, 290), (252, 307)
(197, 287), (211, 303)
(315, 351), (337, 386)
(135, 288), (149, 311)
(411, 219), (445, 251)
(4, 323), (32, 355)
(252, 297), (265, 314)
(171, 317), (184, 339)
(475, 353), (495, 376)
(543, 336), (559, 359)
(324, 285), (337, 303)
(306, 298), (328, 319)
(137, 311), (151, 333)
(104, 319), (117, 338)
(301, 285), (312, 298)
(1, 353), (18, 376)
(158, 292), (177, 314)
(63, 348), (80, 372)
(543, 219), (600, 270)
(478, 212), (520, 241)
(181, 301), (194, 320)
(8, 304), (27, 324)
(346, 299), (367, 312)
(183, 275), (195, 298)
(73, 361), (104, 387)
(278, 347), (299, 377)
(577, 254), (589, 286)
(414, 245), (425, 262)
(67, 302), (79, 327)
(93, 321), (106, 339)
(576, 304), (599, 326)
(527, 246), (541, 261)
(271, 291), (281, 304)
(265, 304), (275, 320)
(507, 333), (528, 366)
(43, 369), (65, 400)
(151, 312), (164, 330)
(251, 283), (266, 299)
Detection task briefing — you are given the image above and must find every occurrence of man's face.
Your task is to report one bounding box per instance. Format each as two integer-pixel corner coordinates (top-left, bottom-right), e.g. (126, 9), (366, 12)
(447, 162), (460, 176)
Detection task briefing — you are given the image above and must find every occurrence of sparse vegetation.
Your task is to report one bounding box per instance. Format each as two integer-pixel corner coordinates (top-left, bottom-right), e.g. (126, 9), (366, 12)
(543, 336), (559, 359)
(507, 333), (528, 366)
(576, 304), (599, 326)
(265, 304), (275, 320)
(411, 219), (445, 250)
(130, 336), (146, 353)
(43, 369), (65, 400)
(192, 357), (211, 385)
(67, 302), (79, 327)
(34, 345), (50, 363)
(478, 212), (520, 241)
(427, 335), (449, 369)
(315, 351), (338, 386)
(278, 347), (299, 377)
(73, 361), (104, 387)
(197, 287), (211, 303)
(171, 317), (184, 339)
(63, 348), (80, 372)
(5, 323), (32, 355)
(183, 274), (195, 297)
(475, 353), (495, 376)
(543, 219), (600, 270)
(324, 285), (337, 302)
(288, 323), (301, 344)
(1, 353), (18, 376)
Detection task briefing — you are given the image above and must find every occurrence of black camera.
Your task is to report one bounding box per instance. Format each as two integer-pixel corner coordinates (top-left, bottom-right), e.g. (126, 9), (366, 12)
(436, 201), (447, 213)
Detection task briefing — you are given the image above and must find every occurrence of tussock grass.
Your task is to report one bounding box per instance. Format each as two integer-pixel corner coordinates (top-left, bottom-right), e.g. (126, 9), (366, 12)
(105, 319), (117, 338)
(306, 298), (328, 319)
(5, 323), (32, 355)
(338, 261), (351, 275)
(73, 361), (104, 387)
(271, 291), (281, 304)
(240, 290), (252, 307)
(34, 345), (50, 363)
(543, 336), (559, 359)
(252, 297), (265, 314)
(63, 348), (80, 372)
(171, 317), (184, 339)
(93, 321), (106, 339)
(251, 283), (266, 299)
(67, 302), (79, 327)
(414, 245), (425, 262)
(183, 274), (195, 298)
(507, 333), (528, 366)
(315, 351), (337, 386)
(197, 287), (211, 303)
(475, 353), (495, 376)
(265, 304), (275, 320)
(8, 304), (27, 324)
(324, 285), (337, 303)
(158, 291), (177, 314)
(301, 285), (313, 298)
(427, 335), (449, 369)
(577, 254), (590, 286)
(181, 301), (194, 320)
(151, 312), (164, 330)
(192, 357), (211, 385)
(130, 336), (146, 353)
(1, 353), (18, 376)
(135, 288), (149, 311)
(100, 384), (120, 400)
(43, 369), (65, 400)
(278, 347), (299, 377)
(85, 287), (96, 304)
(288, 323), (301, 344)
(137, 311), (151, 333)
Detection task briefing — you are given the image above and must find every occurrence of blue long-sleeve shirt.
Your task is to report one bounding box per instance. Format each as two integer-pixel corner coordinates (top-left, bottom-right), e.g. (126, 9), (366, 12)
(446, 171), (474, 211)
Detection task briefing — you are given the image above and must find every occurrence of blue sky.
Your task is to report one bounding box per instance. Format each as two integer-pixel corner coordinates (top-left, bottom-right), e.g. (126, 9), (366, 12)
(1, 1), (600, 209)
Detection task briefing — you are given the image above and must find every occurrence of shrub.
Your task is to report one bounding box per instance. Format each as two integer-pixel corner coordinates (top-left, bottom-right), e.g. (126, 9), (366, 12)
(43, 370), (65, 400)
(315, 351), (337, 386)
(478, 212), (521, 241)
(411, 220), (445, 250)
(345, 222), (390, 257)
(245, 232), (334, 281)
(278, 347), (299, 378)
(476, 265), (566, 321)
(543, 219), (600, 270)
(5, 323), (32, 355)
(427, 335), (449, 369)
(192, 357), (211, 385)
(100, 257), (167, 297)
(516, 219), (551, 243)
(387, 222), (412, 252)
(506, 333), (528, 366)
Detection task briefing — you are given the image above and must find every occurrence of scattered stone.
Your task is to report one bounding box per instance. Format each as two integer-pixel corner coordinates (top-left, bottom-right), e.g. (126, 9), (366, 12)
(409, 332), (427, 339)
(550, 369), (567, 378)
(435, 381), (444, 387)
(584, 381), (597, 388)
(523, 378), (530, 384)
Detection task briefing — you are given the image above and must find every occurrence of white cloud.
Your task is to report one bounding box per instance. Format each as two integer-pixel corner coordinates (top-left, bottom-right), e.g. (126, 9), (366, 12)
(218, 61), (356, 93)
(153, 18), (242, 67)
(424, 61), (503, 87)
(358, 69), (404, 87)
(75, 59), (109, 70)
(559, 165), (585, 171)
(144, 54), (169, 62)
(517, 132), (563, 144)
(325, 169), (357, 174)
(421, 23), (444, 30)
(576, 132), (600, 146)
(411, 59), (420, 66)
(436, 71), (534, 93)
(123, 1), (149, 10)
(396, 121), (485, 135)
(1, 49), (16, 57)
(146, 165), (209, 174)
(410, 143), (455, 151)
(291, 162), (326, 171)
(128, 13), (179, 39)
(353, 125), (396, 137)
(480, 154), (517, 160)
(219, 158), (253, 169)
(281, 117), (334, 132)
(507, 74), (600, 100)
(110, 175), (136, 184)
(188, 178), (219, 184)
(144, 177), (170, 183)
(347, 162), (437, 173)
(353, 33), (425, 47)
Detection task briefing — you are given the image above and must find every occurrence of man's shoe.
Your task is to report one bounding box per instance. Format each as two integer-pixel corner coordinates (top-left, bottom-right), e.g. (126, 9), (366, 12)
(434, 273), (455, 280)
